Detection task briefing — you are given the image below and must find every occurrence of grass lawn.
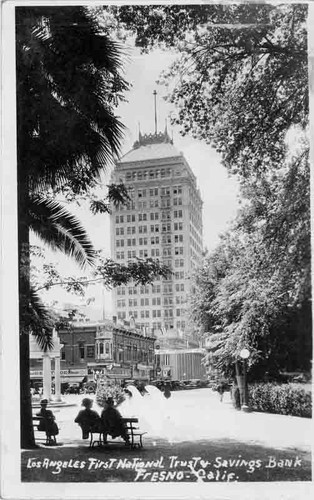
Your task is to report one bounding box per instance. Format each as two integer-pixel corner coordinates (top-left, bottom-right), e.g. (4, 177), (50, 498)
(21, 438), (311, 483)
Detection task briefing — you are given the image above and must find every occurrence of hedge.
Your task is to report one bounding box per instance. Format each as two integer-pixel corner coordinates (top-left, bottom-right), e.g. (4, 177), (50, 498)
(248, 383), (312, 418)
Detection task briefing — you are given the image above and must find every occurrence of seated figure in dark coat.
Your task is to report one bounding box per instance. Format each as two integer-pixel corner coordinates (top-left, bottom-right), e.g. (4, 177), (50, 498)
(101, 397), (129, 444)
(36, 399), (59, 444)
(75, 398), (101, 439)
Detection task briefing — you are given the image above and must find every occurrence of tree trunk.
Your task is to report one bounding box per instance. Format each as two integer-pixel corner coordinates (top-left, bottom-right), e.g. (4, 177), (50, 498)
(20, 330), (36, 448)
(18, 168), (36, 448)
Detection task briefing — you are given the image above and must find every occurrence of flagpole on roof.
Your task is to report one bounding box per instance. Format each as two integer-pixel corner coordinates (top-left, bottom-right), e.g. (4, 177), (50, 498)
(153, 89), (158, 135)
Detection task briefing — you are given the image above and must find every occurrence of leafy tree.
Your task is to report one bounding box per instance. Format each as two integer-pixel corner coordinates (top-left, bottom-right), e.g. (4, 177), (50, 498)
(114, 3), (311, 378)
(31, 246), (170, 298)
(191, 149), (311, 378)
(115, 3), (308, 177)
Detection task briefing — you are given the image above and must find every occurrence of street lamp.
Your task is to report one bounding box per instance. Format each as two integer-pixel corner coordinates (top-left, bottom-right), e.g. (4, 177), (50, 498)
(239, 348), (250, 412)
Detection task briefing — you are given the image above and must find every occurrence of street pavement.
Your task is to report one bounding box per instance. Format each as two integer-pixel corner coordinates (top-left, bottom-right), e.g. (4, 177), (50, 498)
(47, 388), (311, 451)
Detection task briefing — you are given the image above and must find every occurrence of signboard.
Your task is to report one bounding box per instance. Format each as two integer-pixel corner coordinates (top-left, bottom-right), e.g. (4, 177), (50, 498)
(162, 366), (171, 377)
(110, 367), (131, 377)
(30, 369), (87, 378)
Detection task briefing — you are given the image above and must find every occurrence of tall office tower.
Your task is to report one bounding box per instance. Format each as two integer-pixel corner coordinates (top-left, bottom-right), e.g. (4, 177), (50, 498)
(110, 130), (203, 338)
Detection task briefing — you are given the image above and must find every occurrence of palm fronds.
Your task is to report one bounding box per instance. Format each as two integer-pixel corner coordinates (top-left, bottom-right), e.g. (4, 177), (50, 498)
(21, 288), (54, 351)
(27, 195), (96, 269)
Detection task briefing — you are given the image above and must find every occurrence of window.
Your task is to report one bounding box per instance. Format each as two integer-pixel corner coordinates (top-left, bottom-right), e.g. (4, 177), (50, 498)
(79, 343), (85, 359)
(161, 198), (171, 208)
(162, 223), (171, 232)
(138, 189), (146, 198)
(151, 248), (160, 257)
(99, 343), (104, 355)
(175, 247), (184, 255)
(174, 234), (184, 243)
(162, 235), (171, 244)
(174, 210), (183, 218)
(61, 349), (66, 360)
(139, 249), (148, 258)
(174, 259), (184, 268)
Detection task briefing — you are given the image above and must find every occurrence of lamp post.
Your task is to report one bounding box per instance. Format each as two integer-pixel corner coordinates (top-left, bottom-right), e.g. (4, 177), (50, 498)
(239, 348), (250, 412)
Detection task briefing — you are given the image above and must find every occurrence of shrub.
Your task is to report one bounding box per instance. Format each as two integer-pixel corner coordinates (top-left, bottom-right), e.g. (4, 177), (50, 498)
(95, 376), (125, 408)
(248, 383), (312, 418)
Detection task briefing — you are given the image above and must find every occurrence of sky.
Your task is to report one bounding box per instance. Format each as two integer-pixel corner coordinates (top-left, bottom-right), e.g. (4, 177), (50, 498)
(32, 45), (240, 316)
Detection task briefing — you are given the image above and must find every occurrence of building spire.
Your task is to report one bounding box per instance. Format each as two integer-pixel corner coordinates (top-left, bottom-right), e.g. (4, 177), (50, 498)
(153, 89), (158, 135)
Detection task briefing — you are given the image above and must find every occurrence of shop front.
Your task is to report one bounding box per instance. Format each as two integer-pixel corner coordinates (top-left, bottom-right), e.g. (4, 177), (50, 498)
(30, 368), (87, 387)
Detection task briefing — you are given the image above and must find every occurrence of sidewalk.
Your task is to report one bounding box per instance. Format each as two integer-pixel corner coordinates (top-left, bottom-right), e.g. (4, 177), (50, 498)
(23, 389), (312, 483)
(50, 389), (311, 451)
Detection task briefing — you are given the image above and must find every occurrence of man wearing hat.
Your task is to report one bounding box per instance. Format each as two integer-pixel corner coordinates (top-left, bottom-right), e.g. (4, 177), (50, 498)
(36, 399), (59, 445)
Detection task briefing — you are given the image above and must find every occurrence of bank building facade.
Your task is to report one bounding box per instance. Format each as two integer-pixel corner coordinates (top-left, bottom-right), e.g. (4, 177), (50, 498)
(110, 129), (206, 381)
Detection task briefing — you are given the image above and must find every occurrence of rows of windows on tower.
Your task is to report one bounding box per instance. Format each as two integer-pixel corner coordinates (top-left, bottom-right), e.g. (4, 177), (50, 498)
(109, 131), (203, 335)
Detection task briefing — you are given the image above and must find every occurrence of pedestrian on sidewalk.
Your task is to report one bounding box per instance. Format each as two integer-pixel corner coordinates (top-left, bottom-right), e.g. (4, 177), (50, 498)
(217, 382), (226, 402)
(75, 398), (101, 439)
(164, 382), (171, 399)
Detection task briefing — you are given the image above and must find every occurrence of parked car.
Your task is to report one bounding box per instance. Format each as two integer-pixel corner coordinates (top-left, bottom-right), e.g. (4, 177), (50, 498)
(65, 384), (80, 394)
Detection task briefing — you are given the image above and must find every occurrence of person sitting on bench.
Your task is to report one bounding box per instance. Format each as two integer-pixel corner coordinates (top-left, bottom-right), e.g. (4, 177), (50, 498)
(36, 399), (59, 444)
(101, 397), (130, 444)
(75, 398), (101, 439)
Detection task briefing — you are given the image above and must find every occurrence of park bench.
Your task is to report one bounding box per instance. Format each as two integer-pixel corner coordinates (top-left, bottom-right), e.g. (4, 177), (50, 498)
(32, 416), (58, 445)
(89, 417), (147, 449)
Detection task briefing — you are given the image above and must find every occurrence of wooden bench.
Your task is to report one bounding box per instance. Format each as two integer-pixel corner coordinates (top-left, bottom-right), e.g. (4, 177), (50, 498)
(32, 416), (58, 445)
(90, 418), (147, 449)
